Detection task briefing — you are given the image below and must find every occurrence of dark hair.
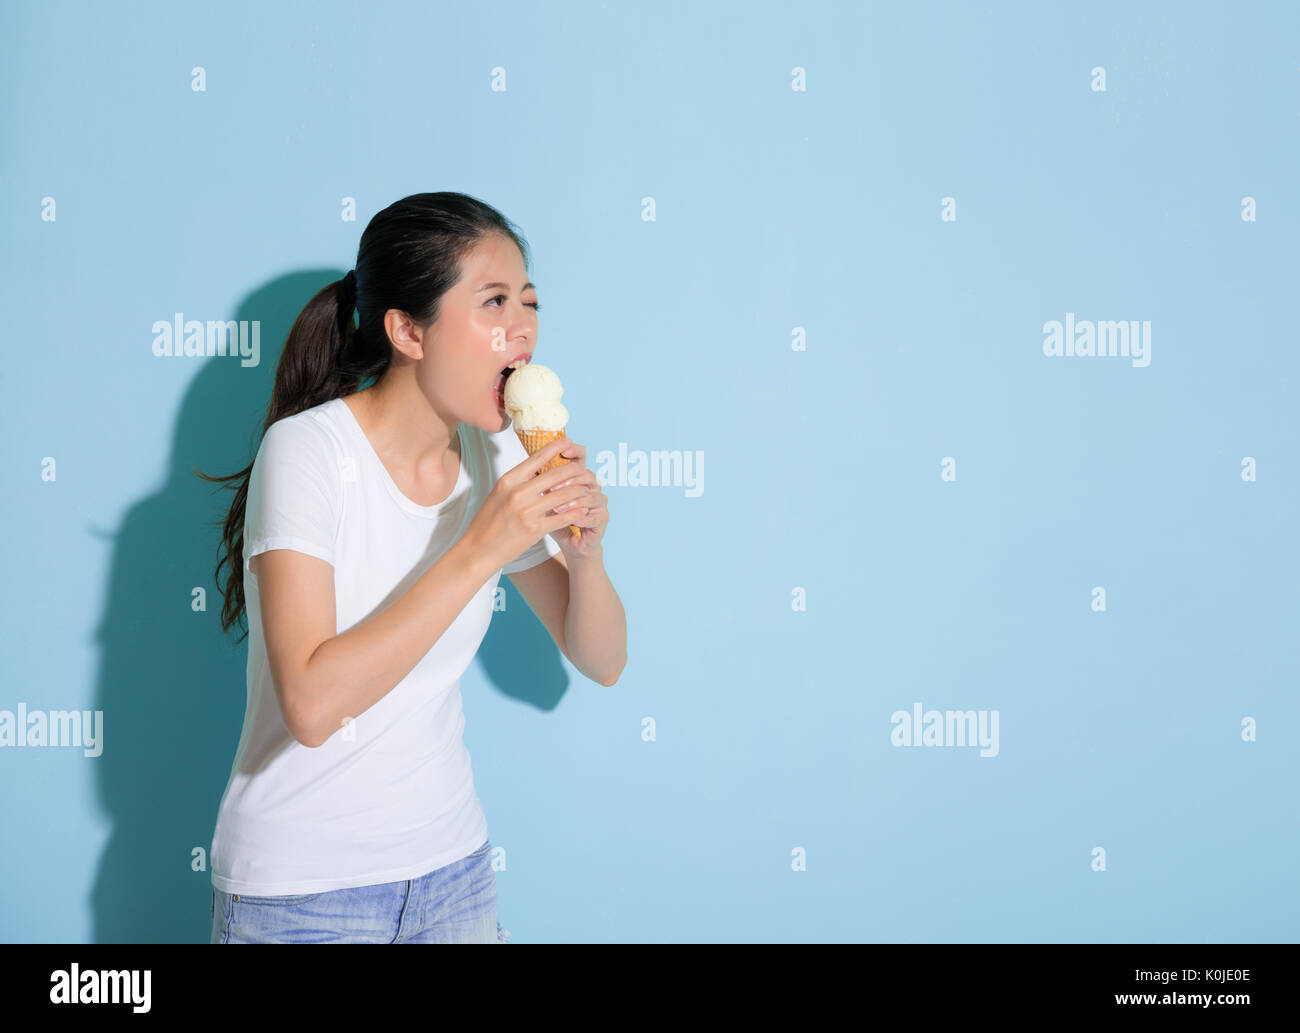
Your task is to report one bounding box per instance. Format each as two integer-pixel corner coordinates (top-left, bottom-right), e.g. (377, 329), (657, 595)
(196, 191), (532, 642)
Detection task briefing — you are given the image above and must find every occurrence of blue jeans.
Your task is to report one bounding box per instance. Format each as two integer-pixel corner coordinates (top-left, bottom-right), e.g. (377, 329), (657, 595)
(210, 838), (510, 943)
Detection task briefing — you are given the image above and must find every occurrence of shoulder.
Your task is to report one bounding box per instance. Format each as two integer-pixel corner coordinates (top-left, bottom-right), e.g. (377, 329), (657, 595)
(450, 421), (525, 482)
(254, 401), (347, 481)
(263, 401), (344, 453)
(473, 422), (527, 477)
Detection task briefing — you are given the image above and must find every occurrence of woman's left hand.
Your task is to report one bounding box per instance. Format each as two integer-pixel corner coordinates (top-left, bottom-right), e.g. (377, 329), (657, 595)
(547, 442), (608, 558)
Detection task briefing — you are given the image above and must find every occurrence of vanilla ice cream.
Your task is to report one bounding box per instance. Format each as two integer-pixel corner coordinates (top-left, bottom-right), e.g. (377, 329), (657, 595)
(502, 362), (569, 430)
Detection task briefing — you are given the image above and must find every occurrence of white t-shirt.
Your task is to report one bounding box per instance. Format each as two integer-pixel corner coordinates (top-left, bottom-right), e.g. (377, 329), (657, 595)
(210, 396), (562, 896)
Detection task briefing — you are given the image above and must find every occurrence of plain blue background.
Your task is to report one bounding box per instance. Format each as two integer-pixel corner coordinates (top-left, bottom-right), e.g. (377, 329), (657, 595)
(1, 0), (1296, 942)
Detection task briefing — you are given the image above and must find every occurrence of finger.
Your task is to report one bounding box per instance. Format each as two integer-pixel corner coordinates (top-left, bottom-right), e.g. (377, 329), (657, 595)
(553, 491), (598, 511)
(511, 436), (572, 483)
(557, 507), (597, 532)
(543, 466), (595, 494)
(556, 495), (603, 522)
(532, 459), (589, 495)
(547, 505), (586, 535)
(526, 481), (590, 522)
(548, 484), (595, 512)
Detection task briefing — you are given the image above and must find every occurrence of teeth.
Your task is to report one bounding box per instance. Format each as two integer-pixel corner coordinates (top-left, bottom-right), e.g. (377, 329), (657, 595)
(506, 359), (527, 370)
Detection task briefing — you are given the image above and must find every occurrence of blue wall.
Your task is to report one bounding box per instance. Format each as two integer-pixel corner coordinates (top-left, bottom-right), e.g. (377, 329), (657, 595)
(2, 0), (1296, 942)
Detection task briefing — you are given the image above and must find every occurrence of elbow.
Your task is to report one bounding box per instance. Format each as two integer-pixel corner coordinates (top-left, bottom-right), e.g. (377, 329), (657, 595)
(599, 657), (628, 687)
(289, 711), (324, 749)
(282, 688), (325, 749)
(294, 725), (326, 749)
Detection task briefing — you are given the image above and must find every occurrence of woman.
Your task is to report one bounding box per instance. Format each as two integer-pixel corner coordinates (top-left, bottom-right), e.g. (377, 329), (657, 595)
(198, 191), (627, 943)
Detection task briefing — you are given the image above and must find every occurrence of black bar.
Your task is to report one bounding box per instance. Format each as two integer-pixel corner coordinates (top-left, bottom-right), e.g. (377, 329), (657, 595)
(0, 943), (1278, 1020)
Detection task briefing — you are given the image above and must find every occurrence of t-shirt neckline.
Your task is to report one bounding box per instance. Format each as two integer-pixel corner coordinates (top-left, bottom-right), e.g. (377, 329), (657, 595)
(331, 396), (470, 520)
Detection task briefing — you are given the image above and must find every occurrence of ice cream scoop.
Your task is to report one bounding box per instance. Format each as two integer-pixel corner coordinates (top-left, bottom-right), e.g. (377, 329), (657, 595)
(502, 362), (569, 430)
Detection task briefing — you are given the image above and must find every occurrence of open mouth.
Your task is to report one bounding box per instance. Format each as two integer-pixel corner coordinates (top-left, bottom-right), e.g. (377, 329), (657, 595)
(494, 357), (528, 406)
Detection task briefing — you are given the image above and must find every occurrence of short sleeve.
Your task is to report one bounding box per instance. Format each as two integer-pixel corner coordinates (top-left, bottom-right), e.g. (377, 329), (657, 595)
(502, 529), (563, 575)
(490, 424), (565, 575)
(243, 415), (341, 574)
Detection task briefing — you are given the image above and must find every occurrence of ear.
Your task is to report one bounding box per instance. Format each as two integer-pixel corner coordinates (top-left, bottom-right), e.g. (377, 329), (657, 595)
(384, 309), (425, 361)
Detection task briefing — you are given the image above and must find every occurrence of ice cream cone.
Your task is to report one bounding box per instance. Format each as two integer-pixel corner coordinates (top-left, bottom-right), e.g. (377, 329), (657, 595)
(515, 426), (582, 541)
(503, 361), (583, 543)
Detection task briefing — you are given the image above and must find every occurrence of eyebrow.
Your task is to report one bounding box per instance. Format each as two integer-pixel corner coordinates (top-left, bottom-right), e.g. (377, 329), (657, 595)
(476, 281), (537, 293)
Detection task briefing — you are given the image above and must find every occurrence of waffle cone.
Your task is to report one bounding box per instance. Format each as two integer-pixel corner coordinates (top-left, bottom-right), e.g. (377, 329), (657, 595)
(515, 425), (582, 541)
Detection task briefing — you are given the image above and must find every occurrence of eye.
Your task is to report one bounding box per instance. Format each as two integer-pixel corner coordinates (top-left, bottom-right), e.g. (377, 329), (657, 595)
(488, 294), (541, 312)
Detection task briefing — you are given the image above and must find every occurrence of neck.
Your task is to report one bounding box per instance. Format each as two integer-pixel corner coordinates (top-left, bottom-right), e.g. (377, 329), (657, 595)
(347, 373), (460, 477)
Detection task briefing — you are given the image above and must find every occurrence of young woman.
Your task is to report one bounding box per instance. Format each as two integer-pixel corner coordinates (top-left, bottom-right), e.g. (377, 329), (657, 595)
(198, 192), (627, 943)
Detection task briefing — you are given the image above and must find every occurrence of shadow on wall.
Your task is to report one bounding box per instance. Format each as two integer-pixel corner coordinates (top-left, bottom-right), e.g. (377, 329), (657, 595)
(88, 270), (569, 944)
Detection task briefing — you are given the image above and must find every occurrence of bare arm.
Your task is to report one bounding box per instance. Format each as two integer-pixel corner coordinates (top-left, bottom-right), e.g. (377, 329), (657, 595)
(507, 545), (627, 686)
(561, 545), (626, 686)
(255, 535), (497, 748)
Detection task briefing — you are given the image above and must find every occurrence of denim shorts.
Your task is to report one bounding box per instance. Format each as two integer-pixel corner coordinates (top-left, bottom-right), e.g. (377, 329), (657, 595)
(211, 838), (511, 943)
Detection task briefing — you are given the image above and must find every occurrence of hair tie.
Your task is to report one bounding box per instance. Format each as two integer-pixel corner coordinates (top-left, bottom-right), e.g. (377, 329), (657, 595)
(340, 269), (357, 310)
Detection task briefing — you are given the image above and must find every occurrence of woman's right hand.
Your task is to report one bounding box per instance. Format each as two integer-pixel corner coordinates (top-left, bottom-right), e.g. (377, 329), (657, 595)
(461, 435), (591, 573)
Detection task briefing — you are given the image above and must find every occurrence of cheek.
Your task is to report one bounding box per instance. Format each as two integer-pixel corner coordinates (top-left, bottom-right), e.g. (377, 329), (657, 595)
(413, 356), (455, 400)
(487, 330), (512, 361)
(426, 344), (477, 384)
(469, 312), (506, 351)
